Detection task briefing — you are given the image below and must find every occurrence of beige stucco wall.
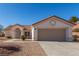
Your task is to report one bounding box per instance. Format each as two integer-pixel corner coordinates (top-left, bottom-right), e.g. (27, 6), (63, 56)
(4, 25), (23, 38)
(4, 30), (12, 37)
(11, 26), (23, 38)
(72, 24), (79, 29)
(72, 24), (79, 36)
(32, 17), (73, 41)
(32, 26), (38, 41)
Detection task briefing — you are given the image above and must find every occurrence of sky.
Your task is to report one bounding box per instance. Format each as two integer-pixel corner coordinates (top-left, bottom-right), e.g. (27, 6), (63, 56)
(0, 3), (79, 28)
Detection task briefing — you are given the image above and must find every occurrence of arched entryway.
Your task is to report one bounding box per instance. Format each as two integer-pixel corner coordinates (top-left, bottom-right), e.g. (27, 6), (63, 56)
(14, 28), (21, 39)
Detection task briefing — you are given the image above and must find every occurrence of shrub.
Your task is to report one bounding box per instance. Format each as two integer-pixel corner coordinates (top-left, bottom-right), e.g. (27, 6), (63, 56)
(73, 35), (78, 41)
(6, 36), (12, 39)
(0, 43), (21, 56)
(21, 35), (26, 41)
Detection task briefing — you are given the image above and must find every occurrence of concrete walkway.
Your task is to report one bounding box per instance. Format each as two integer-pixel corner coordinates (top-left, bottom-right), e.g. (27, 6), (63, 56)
(39, 41), (79, 56)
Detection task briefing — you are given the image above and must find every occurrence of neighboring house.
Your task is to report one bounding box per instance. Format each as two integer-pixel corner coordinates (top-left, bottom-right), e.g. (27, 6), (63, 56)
(4, 16), (74, 41)
(72, 23), (79, 36)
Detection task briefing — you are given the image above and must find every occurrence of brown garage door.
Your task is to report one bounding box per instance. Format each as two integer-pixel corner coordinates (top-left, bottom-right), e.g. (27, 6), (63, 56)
(38, 29), (66, 41)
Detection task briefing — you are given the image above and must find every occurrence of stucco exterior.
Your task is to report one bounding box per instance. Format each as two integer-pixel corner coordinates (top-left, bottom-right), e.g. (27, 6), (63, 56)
(4, 16), (74, 41)
(72, 24), (79, 36)
(32, 16), (74, 41)
(4, 24), (32, 39)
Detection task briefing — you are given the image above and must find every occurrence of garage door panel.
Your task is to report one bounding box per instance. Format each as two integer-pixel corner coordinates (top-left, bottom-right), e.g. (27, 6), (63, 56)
(38, 29), (66, 41)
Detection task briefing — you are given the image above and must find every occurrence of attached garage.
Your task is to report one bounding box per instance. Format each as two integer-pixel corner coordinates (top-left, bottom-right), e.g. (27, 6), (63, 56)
(32, 16), (74, 41)
(38, 29), (66, 41)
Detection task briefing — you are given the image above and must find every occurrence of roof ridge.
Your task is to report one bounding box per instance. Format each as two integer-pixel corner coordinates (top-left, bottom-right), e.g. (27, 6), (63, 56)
(32, 15), (75, 25)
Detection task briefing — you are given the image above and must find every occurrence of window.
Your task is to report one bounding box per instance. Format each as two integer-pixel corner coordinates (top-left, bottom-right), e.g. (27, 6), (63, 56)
(49, 21), (56, 25)
(25, 32), (30, 36)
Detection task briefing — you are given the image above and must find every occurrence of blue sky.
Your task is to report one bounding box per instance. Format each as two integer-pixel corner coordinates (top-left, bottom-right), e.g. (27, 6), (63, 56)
(0, 3), (79, 28)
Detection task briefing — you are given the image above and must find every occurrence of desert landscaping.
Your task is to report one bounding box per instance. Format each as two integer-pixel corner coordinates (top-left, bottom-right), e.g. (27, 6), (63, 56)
(0, 40), (46, 56)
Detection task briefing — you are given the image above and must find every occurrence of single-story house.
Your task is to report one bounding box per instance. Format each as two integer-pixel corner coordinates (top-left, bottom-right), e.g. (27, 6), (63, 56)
(4, 16), (74, 41)
(72, 22), (79, 36)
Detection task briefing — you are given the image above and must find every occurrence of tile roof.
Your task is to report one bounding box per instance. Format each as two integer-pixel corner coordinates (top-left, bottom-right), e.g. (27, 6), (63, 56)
(4, 24), (31, 31)
(32, 15), (75, 26)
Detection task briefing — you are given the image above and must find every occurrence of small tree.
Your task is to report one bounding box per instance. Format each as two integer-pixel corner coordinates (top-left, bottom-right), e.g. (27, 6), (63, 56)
(69, 16), (79, 23)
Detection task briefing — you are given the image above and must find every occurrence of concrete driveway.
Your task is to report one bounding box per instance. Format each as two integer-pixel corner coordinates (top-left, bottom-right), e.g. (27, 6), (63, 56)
(39, 41), (79, 56)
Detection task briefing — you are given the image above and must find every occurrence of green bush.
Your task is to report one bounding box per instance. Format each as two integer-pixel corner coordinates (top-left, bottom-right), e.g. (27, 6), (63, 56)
(21, 35), (26, 41)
